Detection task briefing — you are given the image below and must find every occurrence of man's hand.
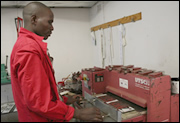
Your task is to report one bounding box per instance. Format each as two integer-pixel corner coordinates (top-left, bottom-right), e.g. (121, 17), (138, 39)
(73, 107), (103, 122)
(66, 94), (82, 105)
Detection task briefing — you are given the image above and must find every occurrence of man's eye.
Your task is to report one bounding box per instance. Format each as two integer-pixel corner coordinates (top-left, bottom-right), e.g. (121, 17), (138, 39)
(48, 21), (52, 24)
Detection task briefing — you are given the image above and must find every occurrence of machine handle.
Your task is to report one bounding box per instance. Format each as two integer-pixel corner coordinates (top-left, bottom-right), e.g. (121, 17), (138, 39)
(125, 65), (134, 68)
(148, 72), (162, 78)
(138, 70), (153, 75)
(131, 69), (143, 73)
(132, 67), (142, 71)
(5, 55), (8, 69)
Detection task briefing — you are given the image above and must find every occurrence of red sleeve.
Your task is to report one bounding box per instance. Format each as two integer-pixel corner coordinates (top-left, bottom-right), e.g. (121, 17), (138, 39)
(16, 46), (74, 121)
(63, 96), (68, 104)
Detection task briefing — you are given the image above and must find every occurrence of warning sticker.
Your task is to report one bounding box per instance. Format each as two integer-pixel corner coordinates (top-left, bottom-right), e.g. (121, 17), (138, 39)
(119, 78), (128, 89)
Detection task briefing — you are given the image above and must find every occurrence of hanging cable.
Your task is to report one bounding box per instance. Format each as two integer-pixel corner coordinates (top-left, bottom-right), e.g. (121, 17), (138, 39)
(122, 24), (126, 65)
(91, 31), (96, 45)
(100, 28), (106, 68)
(103, 28), (106, 67)
(122, 24), (126, 47)
(109, 26), (114, 67)
(117, 23), (127, 65)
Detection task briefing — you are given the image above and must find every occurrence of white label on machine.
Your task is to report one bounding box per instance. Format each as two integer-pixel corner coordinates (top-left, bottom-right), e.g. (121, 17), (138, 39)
(119, 78), (128, 89)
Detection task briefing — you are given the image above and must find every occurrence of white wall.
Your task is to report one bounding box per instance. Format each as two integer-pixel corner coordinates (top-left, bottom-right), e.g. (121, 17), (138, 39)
(48, 8), (94, 82)
(90, 1), (179, 77)
(1, 8), (20, 73)
(1, 8), (94, 82)
(1, 1), (179, 83)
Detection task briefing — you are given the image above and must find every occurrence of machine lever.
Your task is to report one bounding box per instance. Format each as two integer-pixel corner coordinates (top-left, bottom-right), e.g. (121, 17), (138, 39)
(5, 55), (8, 69)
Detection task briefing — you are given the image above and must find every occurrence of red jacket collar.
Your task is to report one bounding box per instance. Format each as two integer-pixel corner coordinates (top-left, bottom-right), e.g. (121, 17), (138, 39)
(19, 27), (47, 53)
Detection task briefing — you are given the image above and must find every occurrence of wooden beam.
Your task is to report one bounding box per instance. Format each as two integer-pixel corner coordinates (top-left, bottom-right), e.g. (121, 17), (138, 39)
(91, 12), (142, 31)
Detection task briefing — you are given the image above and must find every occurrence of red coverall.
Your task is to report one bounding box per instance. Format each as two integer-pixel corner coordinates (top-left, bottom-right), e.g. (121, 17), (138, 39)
(10, 27), (74, 122)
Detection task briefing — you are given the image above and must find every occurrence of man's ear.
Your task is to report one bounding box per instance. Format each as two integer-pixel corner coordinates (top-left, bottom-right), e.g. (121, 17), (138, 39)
(31, 15), (37, 25)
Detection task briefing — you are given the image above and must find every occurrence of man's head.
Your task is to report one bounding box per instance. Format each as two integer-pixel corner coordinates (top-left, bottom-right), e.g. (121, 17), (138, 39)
(23, 2), (54, 40)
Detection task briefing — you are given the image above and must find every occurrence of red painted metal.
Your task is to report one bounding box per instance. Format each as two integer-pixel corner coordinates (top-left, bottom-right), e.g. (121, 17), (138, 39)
(105, 70), (150, 108)
(97, 95), (116, 102)
(105, 65), (173, 122)
(147, 76), (171, 122)
(81, 67), (107, 96)
(81, 65), (179, 122)
(170, 94), (179, 122)
(122, 114), (146, 122)
(109, 101), (129, 109)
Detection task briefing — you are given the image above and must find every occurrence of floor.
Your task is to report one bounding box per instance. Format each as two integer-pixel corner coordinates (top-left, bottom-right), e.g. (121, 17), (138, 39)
(1, 112), (19, 122)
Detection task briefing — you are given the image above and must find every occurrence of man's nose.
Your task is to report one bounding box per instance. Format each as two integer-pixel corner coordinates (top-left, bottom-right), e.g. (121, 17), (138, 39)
(51, 25), (54, 31)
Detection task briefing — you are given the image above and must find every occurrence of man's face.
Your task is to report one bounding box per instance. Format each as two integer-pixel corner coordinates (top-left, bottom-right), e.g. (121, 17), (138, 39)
(34, 9), (54, 40)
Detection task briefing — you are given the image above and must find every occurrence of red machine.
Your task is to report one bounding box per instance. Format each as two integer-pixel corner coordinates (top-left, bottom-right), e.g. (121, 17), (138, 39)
(82, 67), (107, 96)
(81, 65), (179, 122)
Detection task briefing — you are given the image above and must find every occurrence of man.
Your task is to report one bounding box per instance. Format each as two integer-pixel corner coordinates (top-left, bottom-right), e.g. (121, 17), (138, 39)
(10, 2), (103, 122)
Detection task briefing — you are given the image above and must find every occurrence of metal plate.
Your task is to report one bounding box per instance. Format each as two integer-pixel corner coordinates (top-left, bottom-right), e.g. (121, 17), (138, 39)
(84, 92), (121, 122)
